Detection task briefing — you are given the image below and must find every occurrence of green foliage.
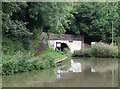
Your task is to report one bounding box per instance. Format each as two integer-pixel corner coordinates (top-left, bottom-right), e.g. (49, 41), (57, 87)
(27, 2), (73, 34)
(41, 45), (65, 59)
(2, 37), (25, 54)
(2, 2), (120, 75)
(2, 2), (32, 50)
(2, 42), (66, 75)
(2, 2), (74, 51)
(2, 2), (120, 52)
(73, 42), (118, 58)
(91, 42), (118, 58)
(2, 2), (31, 38)
(73, 49), (92, 57)
(63, 48), (72, 59)
(69, 2), (120, 43)
(2, 50), (57, 75)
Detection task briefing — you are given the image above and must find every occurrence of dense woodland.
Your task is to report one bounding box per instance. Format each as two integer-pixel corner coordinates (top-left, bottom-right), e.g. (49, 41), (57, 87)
(2, 2), (120, 53)
(1, 2), (120, 75)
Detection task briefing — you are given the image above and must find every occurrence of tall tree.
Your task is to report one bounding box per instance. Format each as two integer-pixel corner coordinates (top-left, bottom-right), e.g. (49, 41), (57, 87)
(69, 2), (119, 43)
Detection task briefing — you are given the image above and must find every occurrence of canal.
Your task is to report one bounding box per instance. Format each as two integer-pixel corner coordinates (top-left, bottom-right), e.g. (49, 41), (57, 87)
(2, 57), (118, 87)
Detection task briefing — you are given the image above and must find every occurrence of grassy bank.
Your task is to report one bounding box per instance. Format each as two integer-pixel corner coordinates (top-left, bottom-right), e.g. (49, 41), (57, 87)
(2, 44), (67, 75)
(2, 33), (72, 75)
(2, 48), (66, 75)
(2, 33), (71, 75)
(73, 42), (119, 58)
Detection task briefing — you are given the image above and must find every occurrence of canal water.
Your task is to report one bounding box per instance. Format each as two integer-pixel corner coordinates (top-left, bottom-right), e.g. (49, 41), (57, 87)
(2, 57), (118, 87)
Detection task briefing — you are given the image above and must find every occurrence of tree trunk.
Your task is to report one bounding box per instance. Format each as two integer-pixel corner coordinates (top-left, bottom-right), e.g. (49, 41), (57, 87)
(118, 37), (120, 58)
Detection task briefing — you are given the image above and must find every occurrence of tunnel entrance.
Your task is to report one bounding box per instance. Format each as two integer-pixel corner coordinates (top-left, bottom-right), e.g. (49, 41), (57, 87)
(61, 43), (69, 52)
(56, 42), (70, 52)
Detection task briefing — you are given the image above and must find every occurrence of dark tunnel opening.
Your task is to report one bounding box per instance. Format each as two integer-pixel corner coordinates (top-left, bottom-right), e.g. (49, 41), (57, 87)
(61, 43), (69, 51)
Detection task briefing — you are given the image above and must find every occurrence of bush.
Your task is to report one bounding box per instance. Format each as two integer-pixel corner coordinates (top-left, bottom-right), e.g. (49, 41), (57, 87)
(91, 42), (118, 58)
(2, 35), (68, 75)
(2, 37), (25, 54)
(73, 49), (92, 57)
(2, 51), (56, 75)
(73, 42), (118, 58)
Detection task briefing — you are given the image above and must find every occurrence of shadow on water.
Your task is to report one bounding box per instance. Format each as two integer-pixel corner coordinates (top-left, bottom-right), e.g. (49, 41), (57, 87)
(2, 57), (118, 87)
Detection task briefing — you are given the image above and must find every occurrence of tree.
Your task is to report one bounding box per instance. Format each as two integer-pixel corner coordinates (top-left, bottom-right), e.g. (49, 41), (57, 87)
(69, 2), (119, 43)
(2, 2), (74, 52)
(26, 2), (73, 35)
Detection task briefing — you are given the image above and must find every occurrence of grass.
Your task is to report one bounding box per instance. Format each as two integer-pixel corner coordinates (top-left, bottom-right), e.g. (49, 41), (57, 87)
(41, 46), (65, 59)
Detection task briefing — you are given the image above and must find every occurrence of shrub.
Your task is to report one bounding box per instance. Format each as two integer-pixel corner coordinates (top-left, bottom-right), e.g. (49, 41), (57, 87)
(2, 37), (25, 54)
(91, 42), (118, 58)
(73, 49), (92, 57)
(73, 42), (118, 58)
(2, 51), (56, 75)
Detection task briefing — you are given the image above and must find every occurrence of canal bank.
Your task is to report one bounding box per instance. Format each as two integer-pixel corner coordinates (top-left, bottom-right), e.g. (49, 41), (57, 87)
(2, 57), (118, 87)
(2, 47), (71, 75)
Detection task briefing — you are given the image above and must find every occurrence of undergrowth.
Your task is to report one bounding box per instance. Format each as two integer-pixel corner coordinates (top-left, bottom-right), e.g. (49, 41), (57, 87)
(73, 42), (119, 58)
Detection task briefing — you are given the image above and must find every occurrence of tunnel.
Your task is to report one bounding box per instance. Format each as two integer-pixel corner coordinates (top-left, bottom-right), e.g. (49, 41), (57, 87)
(61, 43), (70, 52)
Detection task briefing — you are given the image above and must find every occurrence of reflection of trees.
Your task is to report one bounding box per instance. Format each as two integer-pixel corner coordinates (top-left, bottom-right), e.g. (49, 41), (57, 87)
(47, 71), (118, 87)
(45, 58), (118, 87)
(2, 69), (56, 87)
(54, 58), (118, 87)
(73, 57), (118, 73)
(90, 58), (118, 73)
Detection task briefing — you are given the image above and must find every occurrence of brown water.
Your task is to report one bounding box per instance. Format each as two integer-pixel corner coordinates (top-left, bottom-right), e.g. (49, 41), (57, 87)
(2, 57), (118, 87)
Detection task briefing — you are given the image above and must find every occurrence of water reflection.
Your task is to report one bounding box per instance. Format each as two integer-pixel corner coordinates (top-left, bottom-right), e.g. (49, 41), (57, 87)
(69, 59), (82, 72)
(57, 60), (82, 74)
(0, 75), (2, 88)
(91, 68), (95, 72)
(2, 57), (118, 87)
(57, 58), (118, 75)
